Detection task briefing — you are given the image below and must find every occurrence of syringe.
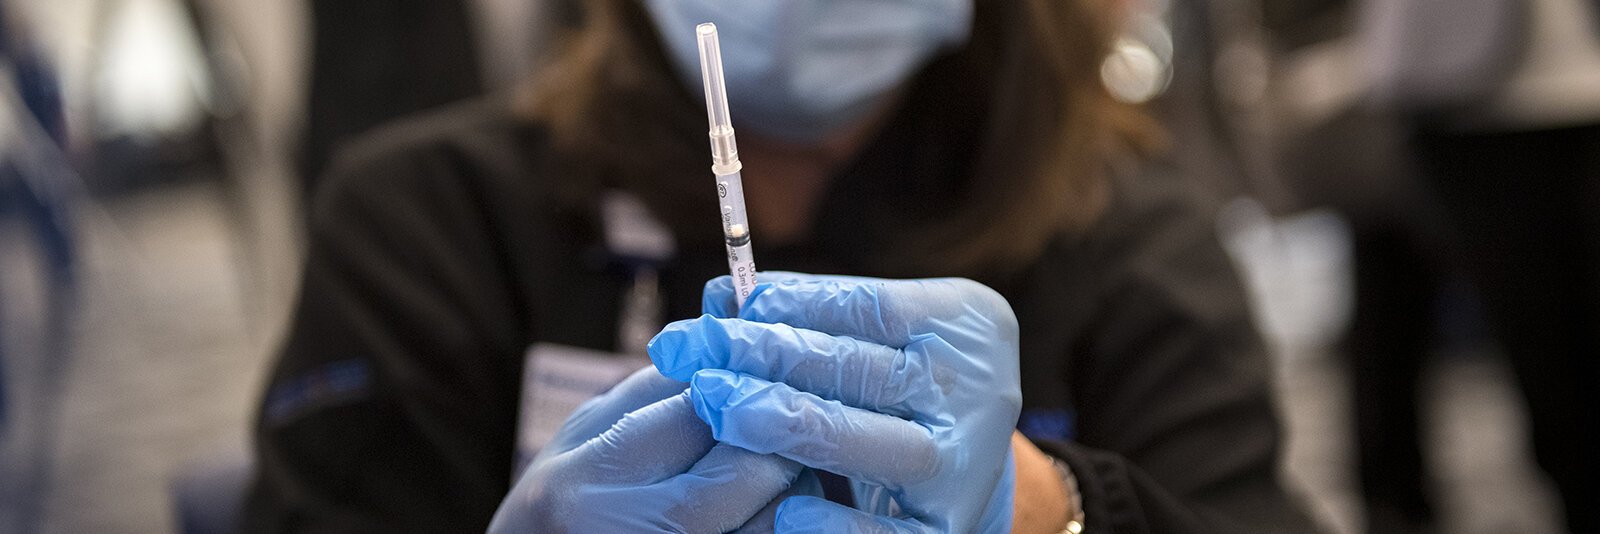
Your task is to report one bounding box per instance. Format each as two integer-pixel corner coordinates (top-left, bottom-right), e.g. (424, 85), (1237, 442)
(696, 23), (758, 309)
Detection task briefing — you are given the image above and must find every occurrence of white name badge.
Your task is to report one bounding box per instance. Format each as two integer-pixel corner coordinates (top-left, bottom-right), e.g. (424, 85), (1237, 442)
(514, 343), (649, 476)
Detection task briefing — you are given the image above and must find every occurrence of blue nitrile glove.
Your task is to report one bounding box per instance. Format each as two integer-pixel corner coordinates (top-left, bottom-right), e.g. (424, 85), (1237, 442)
(647, 273), (1023, 533)
(488, 366), (823, 534)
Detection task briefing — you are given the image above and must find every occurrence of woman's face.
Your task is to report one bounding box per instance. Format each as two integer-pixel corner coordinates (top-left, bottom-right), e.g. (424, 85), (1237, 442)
(640, 0), (974, 144)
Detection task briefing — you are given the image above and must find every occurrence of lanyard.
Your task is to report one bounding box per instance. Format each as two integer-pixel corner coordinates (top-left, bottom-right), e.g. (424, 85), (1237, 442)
(600, 191), (674, 354)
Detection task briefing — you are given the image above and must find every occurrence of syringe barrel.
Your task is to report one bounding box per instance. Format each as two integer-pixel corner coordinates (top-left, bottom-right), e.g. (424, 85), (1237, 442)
(697, 23), (740, 175)
(716, 170), (757, 307)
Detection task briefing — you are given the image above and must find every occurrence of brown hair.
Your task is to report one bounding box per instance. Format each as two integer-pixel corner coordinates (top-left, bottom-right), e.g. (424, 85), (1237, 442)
(519, 0), (1152, 277)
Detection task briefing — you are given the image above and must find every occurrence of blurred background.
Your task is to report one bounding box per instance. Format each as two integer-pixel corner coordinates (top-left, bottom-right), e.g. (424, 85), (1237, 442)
(0, 0), (1590, 532)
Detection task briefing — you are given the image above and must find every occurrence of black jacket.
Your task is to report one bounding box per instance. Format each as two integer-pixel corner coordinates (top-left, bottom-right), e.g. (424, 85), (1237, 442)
(245, 99), (1320, 533)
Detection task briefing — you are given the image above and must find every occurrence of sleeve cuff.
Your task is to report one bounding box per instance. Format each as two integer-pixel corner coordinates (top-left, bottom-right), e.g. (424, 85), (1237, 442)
(1032, 438), (1151, 534)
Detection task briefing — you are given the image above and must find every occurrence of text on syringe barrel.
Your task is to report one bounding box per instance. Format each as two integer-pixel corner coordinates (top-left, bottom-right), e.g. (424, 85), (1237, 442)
(716, 172), (751, 236)
(717, 170), (757, 305)
(725, 243), (756, 303)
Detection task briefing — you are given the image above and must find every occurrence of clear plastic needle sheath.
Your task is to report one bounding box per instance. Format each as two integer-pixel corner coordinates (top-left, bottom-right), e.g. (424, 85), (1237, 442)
(697, 23), (758, 308)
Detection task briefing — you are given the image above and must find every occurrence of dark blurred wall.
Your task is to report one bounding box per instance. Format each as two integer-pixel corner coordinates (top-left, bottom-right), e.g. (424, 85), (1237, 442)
(299, 0), (483, 198)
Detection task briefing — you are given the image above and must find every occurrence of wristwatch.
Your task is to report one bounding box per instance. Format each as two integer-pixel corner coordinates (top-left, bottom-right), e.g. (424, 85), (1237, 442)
(1049, 456), (1086, 534)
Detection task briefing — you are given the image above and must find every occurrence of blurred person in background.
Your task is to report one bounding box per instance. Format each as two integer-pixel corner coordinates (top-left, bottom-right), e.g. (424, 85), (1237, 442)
(0, 2), (73, 298)
(0, 0), (73, 432)
(1261, 2), (1465, 533)
(1359, 0), (1600, 531)
(246, 0), (1320, 532)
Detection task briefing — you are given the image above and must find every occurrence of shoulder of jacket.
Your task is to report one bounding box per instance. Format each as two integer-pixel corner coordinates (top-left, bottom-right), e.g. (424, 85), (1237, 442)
(313, 96), (557, 207)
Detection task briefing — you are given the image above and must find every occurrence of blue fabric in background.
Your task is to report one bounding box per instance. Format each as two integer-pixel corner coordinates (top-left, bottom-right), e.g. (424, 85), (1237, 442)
(0, 6), (73, 433)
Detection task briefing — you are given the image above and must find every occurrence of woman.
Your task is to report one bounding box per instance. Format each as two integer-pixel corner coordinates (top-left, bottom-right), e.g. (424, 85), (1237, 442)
(246, 0), (1319, 532)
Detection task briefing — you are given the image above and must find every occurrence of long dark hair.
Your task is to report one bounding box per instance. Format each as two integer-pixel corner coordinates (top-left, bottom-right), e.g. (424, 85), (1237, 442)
(518, 0), (1152, 277)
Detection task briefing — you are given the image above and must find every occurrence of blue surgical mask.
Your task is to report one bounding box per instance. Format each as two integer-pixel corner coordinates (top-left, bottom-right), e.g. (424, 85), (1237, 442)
(642, 0), (974, 143)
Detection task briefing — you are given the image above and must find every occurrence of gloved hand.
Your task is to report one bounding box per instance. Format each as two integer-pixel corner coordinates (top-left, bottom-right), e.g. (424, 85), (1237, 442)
(488, 366), (822, 534)
(648, 272), (1023, 533)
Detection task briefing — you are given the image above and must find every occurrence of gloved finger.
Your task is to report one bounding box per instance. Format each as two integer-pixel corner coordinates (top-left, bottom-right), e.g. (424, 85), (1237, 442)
(739, 276), (1014, 348)
(774, 496), (932, 534)
(689, 369), (942, 487)
(652, 442), (806, 534)
(649, 316), (942, 419)
(700, 272), (879, 318)
(701, 275), (742, 318)
(567, 390), (714, 485)
(731, 469), (824, 533)
(541, 366), (688, 456)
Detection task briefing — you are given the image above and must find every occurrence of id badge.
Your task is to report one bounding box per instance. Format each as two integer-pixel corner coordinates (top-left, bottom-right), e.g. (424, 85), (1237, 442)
(514, 343), (648, 476)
